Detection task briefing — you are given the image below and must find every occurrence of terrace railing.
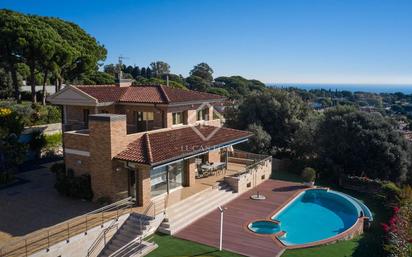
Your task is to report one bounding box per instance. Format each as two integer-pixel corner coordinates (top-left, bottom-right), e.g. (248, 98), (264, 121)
(0, 197), (135, 257)
(228, 150), (272, 175)
(86, 201), (156, 257)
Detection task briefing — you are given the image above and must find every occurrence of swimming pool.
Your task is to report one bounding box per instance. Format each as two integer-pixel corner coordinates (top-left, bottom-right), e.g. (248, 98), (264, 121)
(248, 189), (372, 246)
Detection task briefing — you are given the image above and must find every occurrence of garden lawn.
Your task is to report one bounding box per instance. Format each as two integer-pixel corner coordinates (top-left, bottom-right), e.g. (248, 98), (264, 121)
(146, 233), (245, 257)
(281, 238), (360, 257)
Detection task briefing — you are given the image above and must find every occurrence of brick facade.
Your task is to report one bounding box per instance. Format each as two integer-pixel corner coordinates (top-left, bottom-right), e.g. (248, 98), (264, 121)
(184, 158), (196, 187)
(208, 149), (221, 163)
(137, 166), (151, 206)
(65, 153), (90, 176)
(88, 114), (130, 202)
(64, 103), (222, 133)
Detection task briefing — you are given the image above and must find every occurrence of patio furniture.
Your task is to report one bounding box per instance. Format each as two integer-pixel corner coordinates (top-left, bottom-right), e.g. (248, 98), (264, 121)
(201, 162), (226, 175)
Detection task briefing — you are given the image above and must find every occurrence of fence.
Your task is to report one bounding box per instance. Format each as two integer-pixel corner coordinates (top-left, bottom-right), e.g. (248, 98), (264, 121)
(0, 198), (135, 257)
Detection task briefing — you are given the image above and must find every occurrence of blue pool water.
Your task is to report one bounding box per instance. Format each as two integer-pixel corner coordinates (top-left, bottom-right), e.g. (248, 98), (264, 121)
(248, 221), (280, 234)
(249, 189), (372, 246)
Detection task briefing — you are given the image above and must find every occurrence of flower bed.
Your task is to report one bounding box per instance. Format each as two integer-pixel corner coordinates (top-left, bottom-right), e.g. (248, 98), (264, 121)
(382, 205), (412, 257)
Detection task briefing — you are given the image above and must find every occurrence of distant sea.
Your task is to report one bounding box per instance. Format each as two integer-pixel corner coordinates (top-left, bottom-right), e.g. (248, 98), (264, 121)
(267, 83), (412, 94)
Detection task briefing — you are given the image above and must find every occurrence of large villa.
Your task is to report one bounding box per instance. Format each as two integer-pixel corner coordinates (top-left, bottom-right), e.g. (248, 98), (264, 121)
(0, 80), (373, 257)
(47, 80), (266, 207)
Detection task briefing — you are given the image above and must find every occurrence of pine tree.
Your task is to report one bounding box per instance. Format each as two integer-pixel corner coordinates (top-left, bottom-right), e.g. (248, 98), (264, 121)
(140, 67), (146, 78)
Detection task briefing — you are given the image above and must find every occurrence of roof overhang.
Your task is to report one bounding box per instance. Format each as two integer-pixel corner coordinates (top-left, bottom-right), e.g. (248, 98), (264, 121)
(117, 98), (225, 107)
(114, 136), (250, 169)
(149, 136), (250, 168)
(47, 85), (99, 106)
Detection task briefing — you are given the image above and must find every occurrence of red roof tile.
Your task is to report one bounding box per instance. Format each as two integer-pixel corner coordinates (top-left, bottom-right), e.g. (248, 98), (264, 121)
(119, 86), (167, 103)
(115, 125), (251, 165)
(76, 85), (127, 102)
(74, 84), (225, 104)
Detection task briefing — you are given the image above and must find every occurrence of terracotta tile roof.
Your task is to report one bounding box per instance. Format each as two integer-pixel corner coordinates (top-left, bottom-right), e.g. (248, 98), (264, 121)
(76, 85), (128, 102)
(160, 86), (224, 103)
(119, 86), (167, 103)
(74, 84), (225, 104)
(115, 125), (252, 165)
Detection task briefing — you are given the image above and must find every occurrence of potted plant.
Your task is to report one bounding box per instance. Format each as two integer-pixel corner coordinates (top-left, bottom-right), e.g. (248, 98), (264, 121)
(301, 167), (316, 187)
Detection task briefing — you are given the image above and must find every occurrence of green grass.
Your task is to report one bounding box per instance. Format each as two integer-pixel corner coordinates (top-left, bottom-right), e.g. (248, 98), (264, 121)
(44, 132), (62, 148)
(146, 169), (387, 257)
(146, 234), (245, 257)
(281, 238), (361, 257)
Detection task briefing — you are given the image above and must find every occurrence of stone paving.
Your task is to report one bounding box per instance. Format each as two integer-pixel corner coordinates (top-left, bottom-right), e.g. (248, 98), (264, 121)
(0, 162), (98, 246)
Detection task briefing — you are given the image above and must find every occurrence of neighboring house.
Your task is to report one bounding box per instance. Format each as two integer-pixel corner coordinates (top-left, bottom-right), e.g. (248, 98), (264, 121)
(48, 81), (256, 207)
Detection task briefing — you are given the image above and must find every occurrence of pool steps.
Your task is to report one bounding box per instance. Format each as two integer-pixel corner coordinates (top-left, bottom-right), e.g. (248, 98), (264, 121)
(158, 183), (238, 235)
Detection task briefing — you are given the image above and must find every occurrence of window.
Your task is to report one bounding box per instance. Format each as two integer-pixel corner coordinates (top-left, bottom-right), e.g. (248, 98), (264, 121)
(213, 109), (221, 120)
(83, 109), (89, 123)
(196, 108), (209, 121)
(172, 112), (183, 125)
(135, 111), (154, 121)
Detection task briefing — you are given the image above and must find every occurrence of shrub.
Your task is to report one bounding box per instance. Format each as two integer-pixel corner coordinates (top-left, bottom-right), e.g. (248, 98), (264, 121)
(380, 182), (402, 206)
(51, 163), (93, 200)
(382, 205), (412, 257)
(29, 130), (47, 151)
(44, 133), (62, 148)
(0, 100), (61, 126)
(301, 167), (316, 182)
(50, 162), (65, 174)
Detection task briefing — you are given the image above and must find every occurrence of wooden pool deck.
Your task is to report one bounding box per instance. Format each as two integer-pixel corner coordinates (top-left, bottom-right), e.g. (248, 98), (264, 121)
(176, 179), (306, 257)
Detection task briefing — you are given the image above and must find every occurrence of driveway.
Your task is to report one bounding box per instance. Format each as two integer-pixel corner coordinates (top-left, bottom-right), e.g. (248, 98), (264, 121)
(0, 162), (98, 245)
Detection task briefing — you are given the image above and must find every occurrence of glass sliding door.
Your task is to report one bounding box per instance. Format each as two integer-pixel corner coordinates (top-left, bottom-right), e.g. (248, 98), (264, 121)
(168, 161), (184, 191)
(150, 166), (168, 197)
(150, 160), (185, 198)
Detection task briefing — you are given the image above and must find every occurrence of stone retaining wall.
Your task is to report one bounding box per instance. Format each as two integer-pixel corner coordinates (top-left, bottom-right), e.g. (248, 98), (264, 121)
(225, 158), (272, 194)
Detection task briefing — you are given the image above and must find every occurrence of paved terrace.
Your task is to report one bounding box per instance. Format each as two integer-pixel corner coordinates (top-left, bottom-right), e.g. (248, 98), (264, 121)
(176, 179), (306, 257)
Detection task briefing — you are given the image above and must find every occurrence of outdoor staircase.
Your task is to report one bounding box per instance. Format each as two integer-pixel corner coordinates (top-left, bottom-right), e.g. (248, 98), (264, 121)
(98, 213), (163, 257)
(158, 182), (238, 235)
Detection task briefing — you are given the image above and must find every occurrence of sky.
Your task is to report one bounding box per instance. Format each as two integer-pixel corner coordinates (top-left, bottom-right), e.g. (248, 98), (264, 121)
(1, 0), (412, 85)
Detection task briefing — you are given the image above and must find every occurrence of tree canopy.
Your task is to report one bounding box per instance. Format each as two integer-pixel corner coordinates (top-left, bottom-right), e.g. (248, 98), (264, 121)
(0, 9), (107, 104)
(316, 106), (411, 183)
(189, 62), (214, 83)
(226, 89), (311, 157)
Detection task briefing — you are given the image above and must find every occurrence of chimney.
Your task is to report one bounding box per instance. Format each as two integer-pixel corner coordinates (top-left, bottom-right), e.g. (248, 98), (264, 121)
(116, 78), (133, 87)
(88, 114), (129, 201)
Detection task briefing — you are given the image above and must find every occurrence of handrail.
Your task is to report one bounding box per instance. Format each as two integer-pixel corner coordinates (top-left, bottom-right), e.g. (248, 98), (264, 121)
(0, 197), (134, 257)
(86, 200), (156, 257)
(86, 201), (135, 257)
(229, 151), (272, 178)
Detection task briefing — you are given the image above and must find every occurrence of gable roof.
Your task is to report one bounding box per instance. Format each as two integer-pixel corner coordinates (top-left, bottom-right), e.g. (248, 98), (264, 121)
(76, 85), (128, 103)
(47, 85), (98, 106)
(114, 125), (251, 166)
(72, 84), (225, 104)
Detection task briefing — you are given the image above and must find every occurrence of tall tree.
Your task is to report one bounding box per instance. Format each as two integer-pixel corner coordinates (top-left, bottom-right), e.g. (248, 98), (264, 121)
(146, 67), (152, 78)
(140, 67), (146, 78)
(20, 15), (64, 103)
(103, 64), (116, 76)
(0, 9), (30, 102)
(131, 66), (140, 78)
(42, 16), (107, 89)
(226, 89), (311, 157)
(190, 63), (214, 83)
(316, 106), (411, 183)
(150, 61), (170, 77)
